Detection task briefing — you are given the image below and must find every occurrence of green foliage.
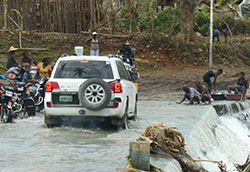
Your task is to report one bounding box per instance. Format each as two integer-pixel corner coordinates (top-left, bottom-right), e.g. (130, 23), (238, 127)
(11, 9), (23, 19)
(233, 19), (250, 34)
(117, 2), (180, 33)
(153, 7), (180, 33)
(194, 7), (210, 35)
(245, 42), (250, 55)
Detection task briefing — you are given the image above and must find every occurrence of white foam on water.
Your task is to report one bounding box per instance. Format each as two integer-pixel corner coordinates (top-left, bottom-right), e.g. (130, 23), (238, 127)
(165, 105), (250, 172)
(191, 110), (250, 171)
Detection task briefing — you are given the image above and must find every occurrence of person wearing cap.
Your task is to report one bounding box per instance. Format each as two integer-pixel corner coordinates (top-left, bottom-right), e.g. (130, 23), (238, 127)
(90, 32), (99, 56)
(7, 46), (19, 69)
(119, 41), (134, 66)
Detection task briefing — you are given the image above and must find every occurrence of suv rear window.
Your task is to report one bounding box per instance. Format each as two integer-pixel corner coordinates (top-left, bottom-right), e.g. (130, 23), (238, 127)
(54, 60), (114, 79)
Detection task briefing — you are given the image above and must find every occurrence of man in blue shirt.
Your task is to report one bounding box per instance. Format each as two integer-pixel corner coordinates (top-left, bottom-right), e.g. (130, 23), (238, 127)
(213, 29), (220, 43)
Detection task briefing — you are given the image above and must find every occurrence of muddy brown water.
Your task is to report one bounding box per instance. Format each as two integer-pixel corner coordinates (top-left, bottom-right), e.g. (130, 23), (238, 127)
(0, 101), (249, 172)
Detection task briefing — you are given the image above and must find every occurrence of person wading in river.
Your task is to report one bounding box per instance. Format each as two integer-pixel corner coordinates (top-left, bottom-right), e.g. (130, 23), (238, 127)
(203, 69), (223, 94)
(177, 86), (200, 105)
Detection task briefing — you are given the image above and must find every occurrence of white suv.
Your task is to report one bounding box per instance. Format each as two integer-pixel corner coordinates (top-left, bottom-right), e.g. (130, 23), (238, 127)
(44, 55), (138, 128)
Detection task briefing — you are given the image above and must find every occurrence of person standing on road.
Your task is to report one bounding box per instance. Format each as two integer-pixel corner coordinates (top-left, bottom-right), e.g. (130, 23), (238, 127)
(20, 51), (32, 77)
(6, 46), (19, 69)
(36, 58), (52, 78)
(203, 69), (223, 94)
(21, 51), (32, 67)
(22, 66), (33, 83)
(90, 32), (99, 56)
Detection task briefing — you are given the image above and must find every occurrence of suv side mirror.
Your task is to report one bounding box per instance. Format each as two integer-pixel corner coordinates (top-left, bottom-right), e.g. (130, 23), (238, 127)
(131, 72), (139, 81)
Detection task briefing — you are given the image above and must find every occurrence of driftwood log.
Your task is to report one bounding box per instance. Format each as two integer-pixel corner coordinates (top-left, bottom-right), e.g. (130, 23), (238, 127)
(235, 154), (250, 172)
(138, 123), (227, 172)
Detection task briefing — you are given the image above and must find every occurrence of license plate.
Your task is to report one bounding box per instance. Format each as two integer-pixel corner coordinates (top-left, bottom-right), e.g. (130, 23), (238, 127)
(8, 101), (12, 107)
(6, 91), (13, 97)
(18, 87), (24, 91)
(59, 95), (73, 103)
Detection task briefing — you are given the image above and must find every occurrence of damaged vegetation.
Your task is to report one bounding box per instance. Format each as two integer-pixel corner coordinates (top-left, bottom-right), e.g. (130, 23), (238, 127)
(0, 0), (250, 72)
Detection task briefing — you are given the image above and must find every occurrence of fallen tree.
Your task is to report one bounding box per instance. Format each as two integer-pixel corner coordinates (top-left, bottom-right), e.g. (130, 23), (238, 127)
(235, 154), (250, 172)
(138, 123), (227, 172)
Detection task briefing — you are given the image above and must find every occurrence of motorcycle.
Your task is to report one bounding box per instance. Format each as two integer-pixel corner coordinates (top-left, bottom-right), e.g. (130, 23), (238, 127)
(19, 77), (47, 118)
(0, 84), (22, 123)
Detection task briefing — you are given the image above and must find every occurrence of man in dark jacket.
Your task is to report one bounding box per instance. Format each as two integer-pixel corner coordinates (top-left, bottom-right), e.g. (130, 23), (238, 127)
(119, 41), (134, 66)
(7, 46), (19, 69)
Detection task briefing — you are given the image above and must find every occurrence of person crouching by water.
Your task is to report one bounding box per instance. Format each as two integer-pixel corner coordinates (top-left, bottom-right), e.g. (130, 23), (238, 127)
(90, 32), (99, 56)
(227, 72), (248, 101)
(36, 58), (52, 78)
(203, 69), (223, 94)
(195, 81), (212, 104)
(177, 87), (200, 104)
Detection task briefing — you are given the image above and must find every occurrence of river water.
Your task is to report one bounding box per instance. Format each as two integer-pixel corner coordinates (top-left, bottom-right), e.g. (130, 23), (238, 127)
(0, 101), (249, 172)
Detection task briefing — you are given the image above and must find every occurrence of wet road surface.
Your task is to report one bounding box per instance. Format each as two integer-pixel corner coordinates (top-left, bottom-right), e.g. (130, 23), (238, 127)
(0, 101), (249, 172)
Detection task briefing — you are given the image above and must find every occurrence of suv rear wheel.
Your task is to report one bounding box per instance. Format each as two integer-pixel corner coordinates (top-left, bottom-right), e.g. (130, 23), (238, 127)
(130, 102), (137, 121)
(122, 104), (129, 129)
(78, 78), (111, 111)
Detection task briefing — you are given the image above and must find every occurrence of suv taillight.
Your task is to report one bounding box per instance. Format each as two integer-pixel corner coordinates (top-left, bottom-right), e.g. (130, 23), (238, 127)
(110, 82), (122, 93)
(45, 81), (60, 92)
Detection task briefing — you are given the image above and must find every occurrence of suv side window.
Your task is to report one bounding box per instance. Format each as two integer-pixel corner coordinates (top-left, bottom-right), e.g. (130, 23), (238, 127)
(116, 61), (129, 80)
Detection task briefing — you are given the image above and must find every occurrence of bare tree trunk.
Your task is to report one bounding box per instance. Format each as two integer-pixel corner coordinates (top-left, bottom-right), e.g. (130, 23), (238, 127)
(19, 14), (23, 48)
(96, 0), (100, 28)
(90, 0), (93, 31)
(150, 1), (154, 41)
(109, 0), (116, 34)
(3, 0), (8, 30)
(129, 0), (132, 34)
(93, 0), (97, 31)
(179, 1), (197, 41)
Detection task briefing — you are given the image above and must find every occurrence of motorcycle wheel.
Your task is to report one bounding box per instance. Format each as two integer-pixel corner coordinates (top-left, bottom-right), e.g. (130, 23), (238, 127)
(1, 108), (14, 123)
(19, 110), (27, 119)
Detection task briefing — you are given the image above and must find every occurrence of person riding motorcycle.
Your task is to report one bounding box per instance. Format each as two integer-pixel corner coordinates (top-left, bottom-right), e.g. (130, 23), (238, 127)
(119, 41), (134, 66)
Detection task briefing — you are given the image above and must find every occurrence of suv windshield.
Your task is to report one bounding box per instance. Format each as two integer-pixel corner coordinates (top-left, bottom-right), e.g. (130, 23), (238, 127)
(54, 60), (114, 79)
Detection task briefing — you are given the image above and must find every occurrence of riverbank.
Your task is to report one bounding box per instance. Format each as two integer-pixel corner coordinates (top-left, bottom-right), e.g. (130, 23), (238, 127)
(138, 66), (250, 100)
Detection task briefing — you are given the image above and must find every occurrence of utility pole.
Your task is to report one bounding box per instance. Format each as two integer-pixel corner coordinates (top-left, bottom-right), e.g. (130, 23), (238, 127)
(209, 0), (214, 68)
